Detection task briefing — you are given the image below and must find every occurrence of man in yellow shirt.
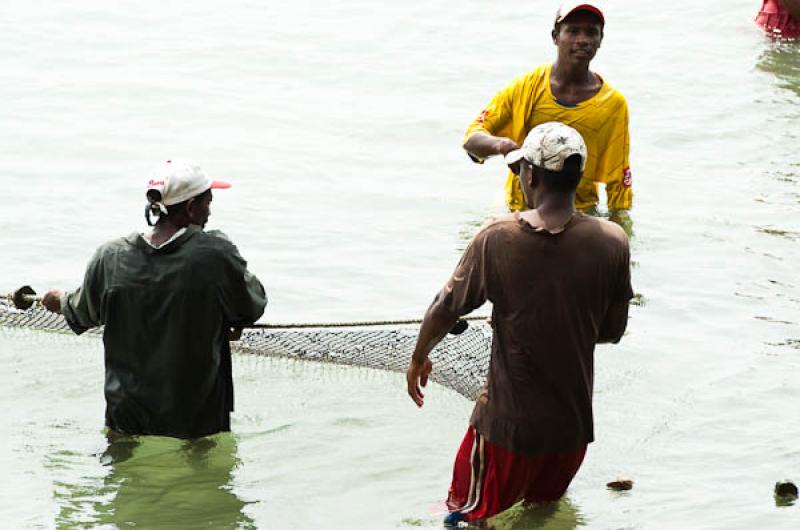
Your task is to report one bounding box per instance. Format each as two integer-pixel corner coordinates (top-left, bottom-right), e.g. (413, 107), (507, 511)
(464, 2), (632, 214)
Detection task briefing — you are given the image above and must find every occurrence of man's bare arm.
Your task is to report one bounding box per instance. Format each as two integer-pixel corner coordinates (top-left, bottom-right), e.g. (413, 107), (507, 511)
(464, 132), (521, 160)
(406, 308), (460, 407)
(781, 0), (800, 21)
(597, 301), (630, 344)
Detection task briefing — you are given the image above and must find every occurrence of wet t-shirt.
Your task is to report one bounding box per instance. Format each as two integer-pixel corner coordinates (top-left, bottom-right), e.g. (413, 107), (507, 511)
(464, 64), (632, 211)
(61, 225), (267, 439)
(429, 213), (633, 455)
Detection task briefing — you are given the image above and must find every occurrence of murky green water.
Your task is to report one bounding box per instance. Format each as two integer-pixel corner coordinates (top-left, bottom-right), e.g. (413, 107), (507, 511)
(1, 0), (799, 528)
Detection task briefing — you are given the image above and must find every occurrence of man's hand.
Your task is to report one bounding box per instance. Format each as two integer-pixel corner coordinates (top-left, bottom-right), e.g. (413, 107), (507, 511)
(228, 327), (243, 341)
(42, 290), (65, 314)
(495, 137), (520, 156)
(406, 356), (433, 407)
(502, 143), (525, 175)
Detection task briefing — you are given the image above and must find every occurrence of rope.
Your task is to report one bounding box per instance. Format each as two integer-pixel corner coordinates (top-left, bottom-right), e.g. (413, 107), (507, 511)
(2, 288), (489, 331)
(249, 314), (489, 330)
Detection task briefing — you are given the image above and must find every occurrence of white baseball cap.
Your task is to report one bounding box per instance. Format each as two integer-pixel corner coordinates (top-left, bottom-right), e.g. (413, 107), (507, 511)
(555, 1), (605, 26)
(505, 122), (587, 172)
(145, 159), (230, 206)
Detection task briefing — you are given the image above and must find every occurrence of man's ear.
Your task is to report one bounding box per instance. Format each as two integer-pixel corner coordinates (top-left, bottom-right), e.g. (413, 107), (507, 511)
(184, 198), (196, 219)
(551, 27), (559, 44)
(528, 165), (539, 189)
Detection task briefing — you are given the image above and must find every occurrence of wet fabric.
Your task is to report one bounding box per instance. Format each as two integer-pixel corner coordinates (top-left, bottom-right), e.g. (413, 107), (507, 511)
(429, 213), (633, 455)
(61, 225), (267, 439)
(464, 64), (632, 211)
(446, 427), (587, 522)
(756, 0), (800, 39)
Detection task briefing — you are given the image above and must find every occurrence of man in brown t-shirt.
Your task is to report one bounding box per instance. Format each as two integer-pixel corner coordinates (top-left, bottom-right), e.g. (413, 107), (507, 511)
(407, 122), (633, 525)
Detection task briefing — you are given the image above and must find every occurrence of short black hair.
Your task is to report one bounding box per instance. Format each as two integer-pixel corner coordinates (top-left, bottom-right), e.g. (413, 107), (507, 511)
(539, 154), (583, 193)
(145, 188), (212, 226)
(164, 188), (211, 219)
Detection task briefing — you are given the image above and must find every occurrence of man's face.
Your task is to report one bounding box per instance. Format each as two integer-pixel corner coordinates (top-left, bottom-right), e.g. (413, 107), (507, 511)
(187, 191), (213, 228)
(552, 11), (604, 64)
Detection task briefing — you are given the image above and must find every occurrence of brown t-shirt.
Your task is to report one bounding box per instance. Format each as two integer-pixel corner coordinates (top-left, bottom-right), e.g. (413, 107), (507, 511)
(429, 212), (633, 456)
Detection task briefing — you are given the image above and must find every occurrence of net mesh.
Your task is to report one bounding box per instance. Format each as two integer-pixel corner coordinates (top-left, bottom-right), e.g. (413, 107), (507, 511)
(0, 300), (491, 400)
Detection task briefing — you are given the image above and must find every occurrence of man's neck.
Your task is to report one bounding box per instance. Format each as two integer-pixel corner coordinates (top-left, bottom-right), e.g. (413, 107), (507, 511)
(151, 221), (187, 247)
(551, 60), (592, 85)
(523, 194), (576, 233)
(550, 61), (599, 104)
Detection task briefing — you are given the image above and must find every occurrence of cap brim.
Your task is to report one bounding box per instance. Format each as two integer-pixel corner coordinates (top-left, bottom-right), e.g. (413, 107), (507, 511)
(557, 4), (605, 24)
(210, 180), (231, 189)
(504, 149), (525, 166)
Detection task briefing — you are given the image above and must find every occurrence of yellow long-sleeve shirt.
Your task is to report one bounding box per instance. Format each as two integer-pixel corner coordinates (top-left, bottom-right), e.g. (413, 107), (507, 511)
(465, 64), (633, 211)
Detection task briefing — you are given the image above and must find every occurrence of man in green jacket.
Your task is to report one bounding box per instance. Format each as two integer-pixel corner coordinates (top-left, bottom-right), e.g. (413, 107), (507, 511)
(42, 160), (267, 439)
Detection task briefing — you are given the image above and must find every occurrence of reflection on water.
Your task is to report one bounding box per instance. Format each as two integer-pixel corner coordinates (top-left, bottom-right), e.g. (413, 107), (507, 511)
(487, 497), (585, 529)
(54, 432), (254, 529)
(757, 40), (800, 97)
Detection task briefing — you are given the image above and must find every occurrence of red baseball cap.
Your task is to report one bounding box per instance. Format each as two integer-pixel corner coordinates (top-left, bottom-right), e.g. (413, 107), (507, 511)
(555, 2), (605, 25)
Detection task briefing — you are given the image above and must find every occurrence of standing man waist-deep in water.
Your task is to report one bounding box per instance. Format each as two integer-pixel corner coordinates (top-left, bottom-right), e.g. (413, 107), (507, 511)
(407, 123), (633, 526)
(42, 160), (267, 439)
(463, 2), (633, 216)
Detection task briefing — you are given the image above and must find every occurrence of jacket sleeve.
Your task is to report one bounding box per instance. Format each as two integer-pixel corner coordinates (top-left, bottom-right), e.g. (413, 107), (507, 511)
(218, 243), (267, 326)
(61, 247), (106, 335)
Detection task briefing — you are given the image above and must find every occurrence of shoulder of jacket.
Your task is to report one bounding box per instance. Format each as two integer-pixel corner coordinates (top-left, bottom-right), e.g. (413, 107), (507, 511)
(101, 235), (134, 253)
(204, 229), (233, 243)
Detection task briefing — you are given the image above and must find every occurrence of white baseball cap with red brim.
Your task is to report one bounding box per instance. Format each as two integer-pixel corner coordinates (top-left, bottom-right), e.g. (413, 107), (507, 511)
(146, 159), (230, 206)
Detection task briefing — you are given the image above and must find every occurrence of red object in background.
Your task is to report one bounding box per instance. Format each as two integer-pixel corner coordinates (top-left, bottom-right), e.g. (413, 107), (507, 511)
(756, 0), (800, 38)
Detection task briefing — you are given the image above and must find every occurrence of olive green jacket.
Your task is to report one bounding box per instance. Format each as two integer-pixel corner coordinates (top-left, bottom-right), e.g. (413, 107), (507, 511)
(62, 225), (266, 438)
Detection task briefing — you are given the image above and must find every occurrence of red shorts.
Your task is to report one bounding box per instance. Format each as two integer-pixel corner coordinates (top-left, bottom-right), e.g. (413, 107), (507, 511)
(446, 427), (587, 522)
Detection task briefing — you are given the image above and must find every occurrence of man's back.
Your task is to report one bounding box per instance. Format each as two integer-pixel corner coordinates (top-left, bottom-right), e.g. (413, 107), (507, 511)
(63, 225), (267, 438)
(453, 213), (632, 455)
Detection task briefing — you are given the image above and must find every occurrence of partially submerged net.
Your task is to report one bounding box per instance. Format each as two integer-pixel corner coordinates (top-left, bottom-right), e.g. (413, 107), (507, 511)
(0, 300), (491, 400)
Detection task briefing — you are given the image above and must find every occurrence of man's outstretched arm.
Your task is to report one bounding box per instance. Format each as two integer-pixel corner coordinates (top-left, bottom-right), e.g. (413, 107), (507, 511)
(464, 132), (520, 161)
(464, 133), (522, 175)
(407, 230), (489, 407)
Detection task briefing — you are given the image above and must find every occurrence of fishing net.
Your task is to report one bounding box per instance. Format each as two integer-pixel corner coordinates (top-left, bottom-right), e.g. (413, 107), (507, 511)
(0, 300), (492, 400)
